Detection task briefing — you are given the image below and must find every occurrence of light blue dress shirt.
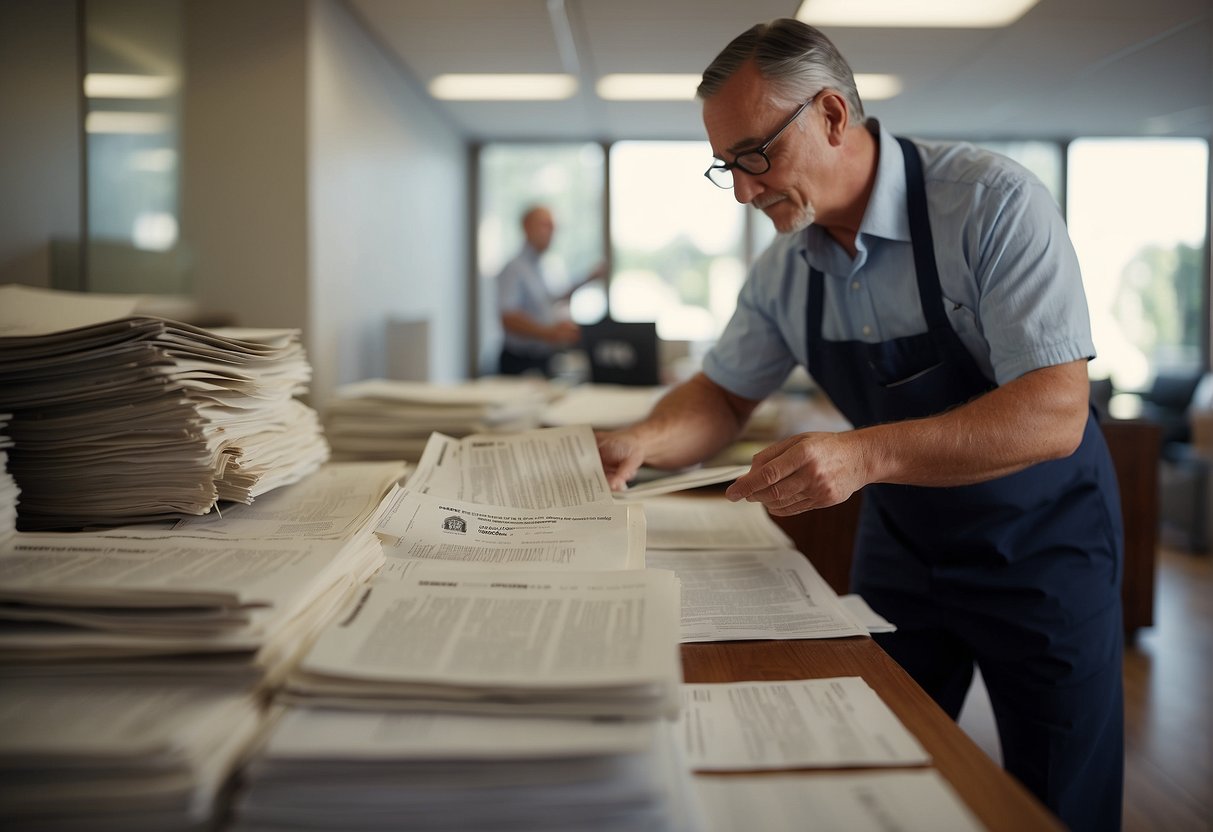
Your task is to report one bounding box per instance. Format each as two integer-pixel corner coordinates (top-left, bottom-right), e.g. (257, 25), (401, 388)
(496, 244), (558, 357)
(704, 121), (1095, 402)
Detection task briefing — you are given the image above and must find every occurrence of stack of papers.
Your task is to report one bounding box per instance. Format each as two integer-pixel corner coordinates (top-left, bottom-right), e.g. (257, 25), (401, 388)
(0, 462), (405, 686)
(0, 287), (329, 529)
(0, 532), (385, 685)
(232, 709), (699, 832)
(285, 566), (682, 718)
(540, 383), (665, 429)
(0, 414), (16, 538)
(0, 678), (267, 832)
(325, 378), (554, 462)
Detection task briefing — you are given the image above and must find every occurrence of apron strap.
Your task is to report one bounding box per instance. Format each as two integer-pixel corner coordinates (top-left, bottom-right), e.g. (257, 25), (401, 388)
(895, 136), (949, 331)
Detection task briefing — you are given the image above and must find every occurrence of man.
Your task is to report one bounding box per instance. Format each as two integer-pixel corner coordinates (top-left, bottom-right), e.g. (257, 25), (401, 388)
(496, 205), (603, 377)
(597, 19), (1123, 832)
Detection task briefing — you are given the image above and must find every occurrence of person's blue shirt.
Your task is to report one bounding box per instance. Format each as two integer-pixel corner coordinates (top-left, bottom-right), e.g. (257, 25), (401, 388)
(496, 244), (558, 357)
(704, 120), (1095, 401)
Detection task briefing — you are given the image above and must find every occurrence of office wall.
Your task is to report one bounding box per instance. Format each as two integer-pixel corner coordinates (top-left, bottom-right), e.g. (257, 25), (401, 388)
(308, 0), (467, 398)
(180, 0), (310, 334)
(0, 1), (80, 289)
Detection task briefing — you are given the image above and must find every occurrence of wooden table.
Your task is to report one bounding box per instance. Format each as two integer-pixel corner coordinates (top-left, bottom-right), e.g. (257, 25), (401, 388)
(680, 637), (1063, 831)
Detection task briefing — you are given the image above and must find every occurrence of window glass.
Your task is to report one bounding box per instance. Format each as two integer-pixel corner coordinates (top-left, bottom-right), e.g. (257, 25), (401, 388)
(1067, 138), (1208, 391)
(609, 141), (746, 341)
(82, 0), (185, 294)
(478, 143), (606, 325)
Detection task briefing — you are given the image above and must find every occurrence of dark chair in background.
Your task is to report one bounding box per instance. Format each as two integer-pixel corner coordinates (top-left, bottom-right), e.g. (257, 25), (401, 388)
(579, 319), (660, 386)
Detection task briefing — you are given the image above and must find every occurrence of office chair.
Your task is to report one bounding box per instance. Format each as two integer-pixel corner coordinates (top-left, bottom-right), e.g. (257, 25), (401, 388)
(578, 318), (660, 386)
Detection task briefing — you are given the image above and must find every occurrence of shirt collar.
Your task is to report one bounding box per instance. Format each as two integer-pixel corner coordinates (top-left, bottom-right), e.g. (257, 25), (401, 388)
(858, 119), (911, 243)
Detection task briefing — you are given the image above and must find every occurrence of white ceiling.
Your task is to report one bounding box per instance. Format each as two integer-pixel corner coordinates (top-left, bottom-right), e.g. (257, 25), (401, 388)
(348, 0), (1212, 142)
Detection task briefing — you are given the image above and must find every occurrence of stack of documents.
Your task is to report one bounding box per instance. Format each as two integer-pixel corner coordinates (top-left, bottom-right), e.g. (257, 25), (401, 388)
(540, 383), (665, 430)
(0, 678), (267, 831)
(325, 378), (554, 462)
(232, 709), (700, 832)
(0, 287), (329, 529)
(0, 414), (16, 538)
(0, 532), (385, 685)
(285, 565), (683, 718)
(0, 462), (405, 686)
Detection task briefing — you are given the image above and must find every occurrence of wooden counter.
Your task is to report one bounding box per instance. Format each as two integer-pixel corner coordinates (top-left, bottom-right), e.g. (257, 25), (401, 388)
(681, 637), (1063, 831)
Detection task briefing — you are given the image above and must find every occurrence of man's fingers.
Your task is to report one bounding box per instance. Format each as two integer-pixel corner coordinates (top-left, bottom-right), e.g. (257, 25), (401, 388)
(726, 446), (801, 501)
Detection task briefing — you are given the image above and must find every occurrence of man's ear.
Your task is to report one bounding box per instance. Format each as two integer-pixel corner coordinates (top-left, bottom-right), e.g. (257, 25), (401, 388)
(819, 91), (849, 147)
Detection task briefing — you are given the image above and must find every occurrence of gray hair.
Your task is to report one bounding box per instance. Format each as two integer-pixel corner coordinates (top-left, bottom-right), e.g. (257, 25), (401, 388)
(697, 18), (865, 122)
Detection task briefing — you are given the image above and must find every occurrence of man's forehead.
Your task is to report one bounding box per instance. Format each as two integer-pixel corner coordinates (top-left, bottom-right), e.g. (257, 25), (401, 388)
(703, 88), (780, 154)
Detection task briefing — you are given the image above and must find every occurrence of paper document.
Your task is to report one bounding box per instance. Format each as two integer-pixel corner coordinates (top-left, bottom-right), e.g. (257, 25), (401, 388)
(614, 466), (750, 500)
(286, 567), (682, 717)
(642, 496), (792, 550)
(0, 678), (266, 827)
(840, 594), (897, 633)
(694, 770), (985, 832)
(257, 708), (659, 761)
(375, 488), (645, 570)
(235, 713), (699, 832)
(644, 548), (866, 642)
(94, 462), (406, 542)
(678, 678), (928, 770)
(540, 384), (664, 429)
(0, 284), (139, 337)
(408, 425), (613, 509)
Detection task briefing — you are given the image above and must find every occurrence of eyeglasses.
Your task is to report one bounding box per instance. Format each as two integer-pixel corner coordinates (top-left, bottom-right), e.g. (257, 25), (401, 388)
(704, 95), (817, 189)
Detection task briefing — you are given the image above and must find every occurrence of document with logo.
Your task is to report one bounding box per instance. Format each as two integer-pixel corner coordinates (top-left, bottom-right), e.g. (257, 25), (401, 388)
(375, 488), (645, 571)
(407, 425), (613, 509)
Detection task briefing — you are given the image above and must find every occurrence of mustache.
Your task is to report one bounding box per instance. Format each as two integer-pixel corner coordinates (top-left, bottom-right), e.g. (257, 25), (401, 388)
(753, 193), (786, 210)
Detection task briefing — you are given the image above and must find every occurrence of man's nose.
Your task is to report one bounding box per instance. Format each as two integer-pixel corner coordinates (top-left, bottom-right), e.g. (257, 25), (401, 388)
(733, 172), (760, 205)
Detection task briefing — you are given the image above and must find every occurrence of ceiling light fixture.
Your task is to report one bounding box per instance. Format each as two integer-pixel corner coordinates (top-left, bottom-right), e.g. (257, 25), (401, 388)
(596, 74), (702, 101)
(854, 74), (903, 101)
(595, 73), (901, 102)
(84, 73), (177, 98)
(428, 74), (577, 101)
(796, 0), (1040, 28)
(85, 112), (171, 134)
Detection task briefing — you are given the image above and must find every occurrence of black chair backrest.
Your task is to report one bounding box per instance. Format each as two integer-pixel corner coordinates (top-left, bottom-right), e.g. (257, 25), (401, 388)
(579, 319), (660, 386)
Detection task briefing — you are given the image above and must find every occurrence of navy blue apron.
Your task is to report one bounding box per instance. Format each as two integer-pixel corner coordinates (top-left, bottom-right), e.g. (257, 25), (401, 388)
(805, 137), (1124, 832)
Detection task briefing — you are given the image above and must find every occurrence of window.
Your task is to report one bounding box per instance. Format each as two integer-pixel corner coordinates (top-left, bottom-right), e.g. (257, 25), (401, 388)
(478, 143), (606, 323)
(1067, 139), (1209, 391)
(609, 142), (746, 342)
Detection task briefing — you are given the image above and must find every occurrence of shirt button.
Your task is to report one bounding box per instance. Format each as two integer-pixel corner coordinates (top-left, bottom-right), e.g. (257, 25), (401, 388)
(862, 325), (873, 336)
(851, 281), (861, 290)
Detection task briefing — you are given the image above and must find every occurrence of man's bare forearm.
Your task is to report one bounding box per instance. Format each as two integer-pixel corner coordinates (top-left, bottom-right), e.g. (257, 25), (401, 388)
(623, 373), (759, 469)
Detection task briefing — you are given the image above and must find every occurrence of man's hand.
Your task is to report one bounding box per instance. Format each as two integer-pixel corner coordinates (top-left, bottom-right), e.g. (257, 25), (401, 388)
(725, 431), (866, 515)
(547, 320), (581, 346)
(596, 431), (648, 491)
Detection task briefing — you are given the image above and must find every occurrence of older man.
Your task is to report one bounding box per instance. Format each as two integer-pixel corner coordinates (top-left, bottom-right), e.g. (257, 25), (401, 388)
(597, 19), (1123, 832)
(496, 205), (602, 376)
